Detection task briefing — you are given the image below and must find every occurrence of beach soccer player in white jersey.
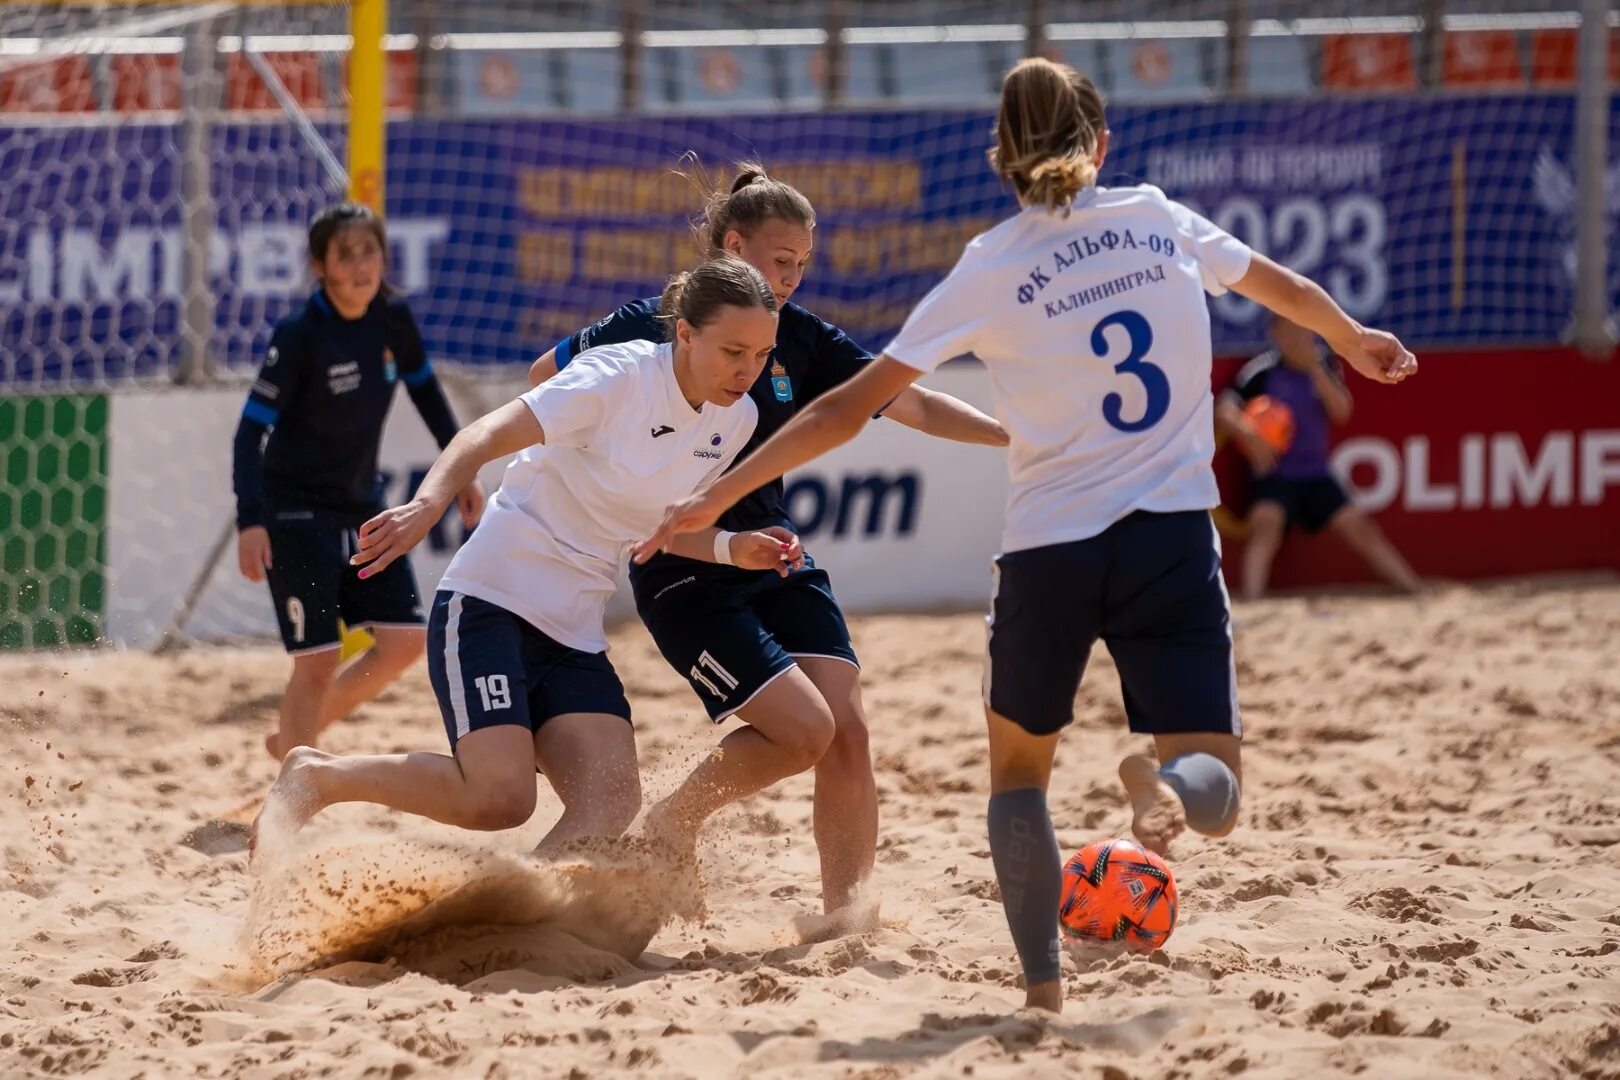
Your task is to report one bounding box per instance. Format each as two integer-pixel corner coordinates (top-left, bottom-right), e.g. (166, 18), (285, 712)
(531, 164), (1006, 931)
(253, 257), (805, 858)
(636, 58), (1418, 1012)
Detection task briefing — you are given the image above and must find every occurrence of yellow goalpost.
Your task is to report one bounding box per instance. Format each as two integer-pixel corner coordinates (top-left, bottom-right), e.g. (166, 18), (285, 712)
(346, 0), (385, 213)
(342, 0), (384, 661)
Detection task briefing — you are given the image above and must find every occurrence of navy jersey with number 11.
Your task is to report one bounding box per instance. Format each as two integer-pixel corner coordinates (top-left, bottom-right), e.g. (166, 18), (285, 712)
(885, 184), (1253, 554)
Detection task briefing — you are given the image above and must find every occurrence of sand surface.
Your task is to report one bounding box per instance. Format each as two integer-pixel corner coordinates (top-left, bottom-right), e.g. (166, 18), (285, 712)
(2, 577), (1619, 1078)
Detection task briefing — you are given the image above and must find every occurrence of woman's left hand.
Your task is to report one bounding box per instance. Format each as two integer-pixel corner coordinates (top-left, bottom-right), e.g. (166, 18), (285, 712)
(353, 498), (442, 578)
(731, 526), (806, 577)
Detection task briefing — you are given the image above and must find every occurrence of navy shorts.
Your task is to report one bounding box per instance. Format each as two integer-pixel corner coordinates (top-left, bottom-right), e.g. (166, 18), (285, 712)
(632, 554), (859, 723)
(1251, 473), (1351, 534)
(986, 510), (1241, 739)
(264, 511), (422, 654)
(426, 591), (631, 750)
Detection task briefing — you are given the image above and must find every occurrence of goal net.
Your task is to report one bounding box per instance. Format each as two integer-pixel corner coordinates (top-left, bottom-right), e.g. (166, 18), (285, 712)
(0, 0), (1613, 648)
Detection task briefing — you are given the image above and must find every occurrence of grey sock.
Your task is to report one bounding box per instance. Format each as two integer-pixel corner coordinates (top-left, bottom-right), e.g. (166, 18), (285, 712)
(1158, 753), (1240, 834)
(987, 788), (1063, 987)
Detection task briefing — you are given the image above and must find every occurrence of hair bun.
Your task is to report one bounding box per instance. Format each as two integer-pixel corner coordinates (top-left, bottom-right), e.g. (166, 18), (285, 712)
(730, 168), (769, 193)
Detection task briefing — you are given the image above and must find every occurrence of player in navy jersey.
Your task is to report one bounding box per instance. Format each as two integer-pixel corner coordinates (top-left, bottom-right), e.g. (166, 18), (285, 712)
(638, 60), (1417, 1011)
(233, 203), (486, 764)
(254, 258), (799, 863)
(528, 165), (1007, 929)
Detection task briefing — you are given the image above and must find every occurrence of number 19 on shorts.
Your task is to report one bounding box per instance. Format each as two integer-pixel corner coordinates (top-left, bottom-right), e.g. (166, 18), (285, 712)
(475, 674), (511, 711)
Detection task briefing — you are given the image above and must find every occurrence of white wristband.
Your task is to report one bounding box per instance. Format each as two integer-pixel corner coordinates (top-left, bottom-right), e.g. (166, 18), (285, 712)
(712, 530), (737, 566)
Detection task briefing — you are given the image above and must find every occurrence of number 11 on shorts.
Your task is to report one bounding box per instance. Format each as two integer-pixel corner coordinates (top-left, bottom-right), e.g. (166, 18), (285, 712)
(690, 651), (739, 700)
(475, 674), (511, 711)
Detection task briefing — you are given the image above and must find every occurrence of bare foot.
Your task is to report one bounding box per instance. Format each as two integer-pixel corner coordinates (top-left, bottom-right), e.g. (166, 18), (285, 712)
(249, 746), (331, 865)
(640, 797), (701, 864)
(1023, 979), (1063, 1013)
(1118, 753), (1187, 857)
(794, 891), (881, 944)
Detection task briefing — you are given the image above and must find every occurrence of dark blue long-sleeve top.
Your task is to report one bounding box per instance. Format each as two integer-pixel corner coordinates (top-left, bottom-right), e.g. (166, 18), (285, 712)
(232, 290), (461, 529)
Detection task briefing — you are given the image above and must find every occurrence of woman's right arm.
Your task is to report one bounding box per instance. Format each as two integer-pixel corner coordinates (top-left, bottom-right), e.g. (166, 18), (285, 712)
(353, 400), (544, 577)
(1228, 253), (1416, 385)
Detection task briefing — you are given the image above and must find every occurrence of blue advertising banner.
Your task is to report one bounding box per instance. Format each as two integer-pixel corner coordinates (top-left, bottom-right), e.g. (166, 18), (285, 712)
(0, 95), (1614, 386)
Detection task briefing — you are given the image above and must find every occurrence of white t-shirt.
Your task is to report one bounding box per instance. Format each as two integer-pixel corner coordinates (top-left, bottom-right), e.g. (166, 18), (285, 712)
(886, 184), (1253, 554)
(439, 340), (758, 653)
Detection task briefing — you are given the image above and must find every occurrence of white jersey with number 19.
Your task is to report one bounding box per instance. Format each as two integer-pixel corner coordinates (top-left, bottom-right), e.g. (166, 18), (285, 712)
(885, 183), (1253, 554)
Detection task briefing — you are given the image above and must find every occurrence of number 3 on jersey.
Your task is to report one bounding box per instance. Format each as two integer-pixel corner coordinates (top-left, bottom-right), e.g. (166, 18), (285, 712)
(1092, 310), (1169, 433)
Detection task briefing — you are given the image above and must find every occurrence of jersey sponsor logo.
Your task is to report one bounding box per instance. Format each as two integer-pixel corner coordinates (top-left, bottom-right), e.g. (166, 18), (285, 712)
(1016, 229), (1179, 305)
(251, 378), (280, 400)
(650, 424), (675, 438)
(382, 348), (397, 384)
(327, 359), (362, 395)
(692, 433), (725, 460)
(784, 470), (922, 540)
(266, 345), (280, 367)
(770, 360), (793, 402)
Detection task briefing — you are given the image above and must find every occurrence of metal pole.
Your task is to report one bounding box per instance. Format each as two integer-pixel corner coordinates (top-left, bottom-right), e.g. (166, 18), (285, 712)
(1225, 0), (1248, 95)
(244, 46), (348, 191)
(177, 15), (219, 386)
(1572, 0), (1616, 357)
(1025, 0), (1045, 58)
(1418, 0), (1445, 90)
(825, 0), (846, 106)
(416, 4), (441, 117)
(621, 0), (642, 111)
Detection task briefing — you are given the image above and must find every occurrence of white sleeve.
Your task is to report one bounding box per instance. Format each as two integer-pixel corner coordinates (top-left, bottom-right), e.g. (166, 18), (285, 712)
(884, 247), (988, 374)
(520, 347), (629, 447)
(1165, 197), (1253, 297)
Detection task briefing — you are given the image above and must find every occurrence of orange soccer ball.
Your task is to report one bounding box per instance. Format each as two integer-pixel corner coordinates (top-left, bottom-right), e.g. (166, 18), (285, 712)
(1243, 394), (1295, 453)
(1059, 839), (1179, 953)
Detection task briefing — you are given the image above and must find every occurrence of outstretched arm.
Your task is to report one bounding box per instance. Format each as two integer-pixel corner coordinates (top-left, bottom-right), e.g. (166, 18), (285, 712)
(353, 400), (543, 577)
(633, 358), (922, 559)
(403, 365), (487, 528)
(1229, 254), (1416, 385)
(879, 384), (1007, 446)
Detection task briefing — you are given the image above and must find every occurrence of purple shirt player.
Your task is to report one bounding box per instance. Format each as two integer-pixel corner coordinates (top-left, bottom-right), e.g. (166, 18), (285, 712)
(1216, 315), (1424, 601)
(1230, 347), (1341, 480)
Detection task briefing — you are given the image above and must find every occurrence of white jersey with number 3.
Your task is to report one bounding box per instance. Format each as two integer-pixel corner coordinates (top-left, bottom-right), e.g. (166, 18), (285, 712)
(885, 184), (1253, 554)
